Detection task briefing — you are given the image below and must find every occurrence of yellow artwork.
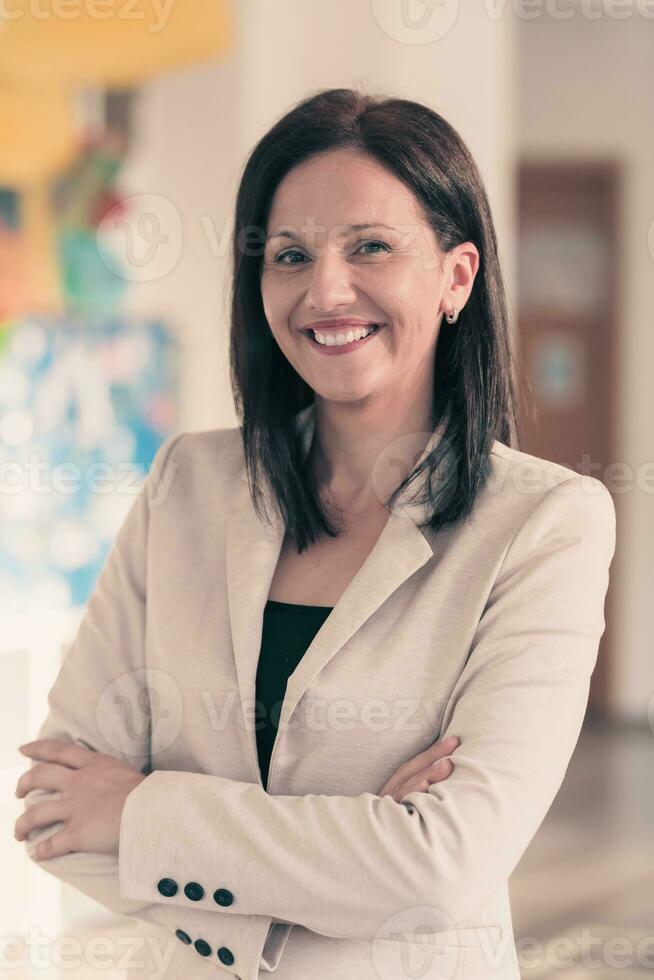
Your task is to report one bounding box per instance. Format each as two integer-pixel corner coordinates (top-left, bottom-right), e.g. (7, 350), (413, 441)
(0, 0), (233, 87)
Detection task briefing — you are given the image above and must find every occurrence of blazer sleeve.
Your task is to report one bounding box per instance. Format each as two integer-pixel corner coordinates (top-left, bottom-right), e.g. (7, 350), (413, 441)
(118, 474), (617, 942)
(19, 433), (289, 980)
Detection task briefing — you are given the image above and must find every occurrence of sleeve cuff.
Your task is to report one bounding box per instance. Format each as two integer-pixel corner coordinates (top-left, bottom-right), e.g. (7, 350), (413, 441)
(118, 772), (289, 979)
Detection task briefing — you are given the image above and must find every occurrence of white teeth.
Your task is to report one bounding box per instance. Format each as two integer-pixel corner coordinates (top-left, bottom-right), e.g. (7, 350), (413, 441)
(312, 324), (378, 347)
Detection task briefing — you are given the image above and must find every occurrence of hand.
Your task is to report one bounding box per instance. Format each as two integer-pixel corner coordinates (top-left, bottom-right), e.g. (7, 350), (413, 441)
(13, 739), (147, 859)
(378, 734), (459, 802)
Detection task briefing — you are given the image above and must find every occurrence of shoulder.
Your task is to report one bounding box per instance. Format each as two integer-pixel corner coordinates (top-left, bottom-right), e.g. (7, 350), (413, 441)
(146, 425), (244, 504)
(160, 425), (243, 470)
(484, 439), (616, 541)
(489, 439), (586, 487)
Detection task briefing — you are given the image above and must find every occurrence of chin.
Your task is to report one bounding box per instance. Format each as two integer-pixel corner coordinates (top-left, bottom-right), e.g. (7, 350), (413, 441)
(311, 386), (379, 404)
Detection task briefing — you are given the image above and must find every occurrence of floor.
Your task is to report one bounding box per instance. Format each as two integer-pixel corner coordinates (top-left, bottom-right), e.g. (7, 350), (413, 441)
(510, 719), (654, 978)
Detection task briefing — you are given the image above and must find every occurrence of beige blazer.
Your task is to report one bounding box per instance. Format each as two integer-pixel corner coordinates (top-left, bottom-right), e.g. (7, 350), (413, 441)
(22, 403), (616, 980)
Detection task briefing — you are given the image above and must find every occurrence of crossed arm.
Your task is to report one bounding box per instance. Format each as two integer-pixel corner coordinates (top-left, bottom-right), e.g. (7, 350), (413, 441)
(14, 432), (616, 974)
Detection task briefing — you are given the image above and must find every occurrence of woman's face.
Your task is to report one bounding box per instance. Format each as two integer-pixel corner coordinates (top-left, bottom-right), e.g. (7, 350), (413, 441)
(260, 148), (476, 407)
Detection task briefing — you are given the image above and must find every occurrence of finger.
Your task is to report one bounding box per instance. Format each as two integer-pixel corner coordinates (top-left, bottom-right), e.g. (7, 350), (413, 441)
(380, 757), (453, 801)
(426, 756), (454, 781)
(390, 735), (459, 789)
(416, 735), (460, 770)
(18, 740), (92, 770)
(14, 800), (68, 841)
(380, 736), (459, 796)
(390, 758), (454, 803)
(15, 762), (73, 799)
(32, 831), (76, 861)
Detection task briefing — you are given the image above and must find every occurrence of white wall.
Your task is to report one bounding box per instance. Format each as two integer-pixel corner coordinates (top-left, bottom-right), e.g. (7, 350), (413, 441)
(518, 9), (654, 721)
(118, 56), (240, 432)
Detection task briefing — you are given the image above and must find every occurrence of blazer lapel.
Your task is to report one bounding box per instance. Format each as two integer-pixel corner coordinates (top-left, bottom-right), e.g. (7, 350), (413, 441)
(225, 404), (442, 785)
(225, 468), (285, 784)
(282, 508), (433, 724)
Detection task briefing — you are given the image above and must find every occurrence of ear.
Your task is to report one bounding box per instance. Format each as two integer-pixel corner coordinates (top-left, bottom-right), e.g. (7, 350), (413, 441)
(440, 241), (480, 316)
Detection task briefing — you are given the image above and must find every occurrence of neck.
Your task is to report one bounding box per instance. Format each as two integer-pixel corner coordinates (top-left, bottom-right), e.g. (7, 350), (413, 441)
(307, 397), (437, 510)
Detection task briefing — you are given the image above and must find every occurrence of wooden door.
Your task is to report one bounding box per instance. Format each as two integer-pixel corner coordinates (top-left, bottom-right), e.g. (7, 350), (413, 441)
(516, 161), (620, 718)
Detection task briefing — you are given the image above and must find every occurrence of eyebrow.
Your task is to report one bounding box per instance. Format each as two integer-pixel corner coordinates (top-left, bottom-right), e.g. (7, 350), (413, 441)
(267, 223), (398, 242)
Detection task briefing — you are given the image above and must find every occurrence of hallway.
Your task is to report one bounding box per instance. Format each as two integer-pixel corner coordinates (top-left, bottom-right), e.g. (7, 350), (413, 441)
(511, 721), (654, 978)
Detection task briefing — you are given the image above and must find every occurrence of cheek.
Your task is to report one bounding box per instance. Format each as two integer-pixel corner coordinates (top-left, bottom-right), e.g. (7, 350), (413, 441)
(260, 278), (296, 329)
(259, 271), (278, 314)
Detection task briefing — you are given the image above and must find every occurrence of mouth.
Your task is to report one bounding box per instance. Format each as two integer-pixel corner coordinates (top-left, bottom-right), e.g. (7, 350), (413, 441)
(304, 323), (384, 352)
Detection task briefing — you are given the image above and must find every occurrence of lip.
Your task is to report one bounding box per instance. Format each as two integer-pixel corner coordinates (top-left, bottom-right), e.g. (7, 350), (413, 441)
(300, 319), (383, 334)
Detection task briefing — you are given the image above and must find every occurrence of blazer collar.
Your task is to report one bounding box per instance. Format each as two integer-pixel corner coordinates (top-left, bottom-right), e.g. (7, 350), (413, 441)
(226, 403), (445, 786)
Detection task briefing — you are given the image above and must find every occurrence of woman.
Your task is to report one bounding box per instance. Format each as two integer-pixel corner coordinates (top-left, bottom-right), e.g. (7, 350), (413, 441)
(15, 88), (616, 980)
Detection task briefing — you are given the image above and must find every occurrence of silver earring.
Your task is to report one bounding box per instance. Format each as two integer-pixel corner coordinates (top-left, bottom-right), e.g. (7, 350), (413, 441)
(445, 307), (459, 325)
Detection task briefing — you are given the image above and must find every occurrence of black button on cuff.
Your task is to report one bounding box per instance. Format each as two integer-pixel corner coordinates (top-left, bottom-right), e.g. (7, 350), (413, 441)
(184, 881), (205, 901)
(194, 939), (212, 957)
(175, 929), (191, 945)
(217, 947), (235, 966)
(157, 877), (178, 897)
(213, 888), (234, 907)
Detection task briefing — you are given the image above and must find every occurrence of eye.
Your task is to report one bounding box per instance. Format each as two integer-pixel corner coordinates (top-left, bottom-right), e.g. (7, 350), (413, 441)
(273, 248), (306, 266)
(272, 239), (392, 265)
(358, 240), (392, 255)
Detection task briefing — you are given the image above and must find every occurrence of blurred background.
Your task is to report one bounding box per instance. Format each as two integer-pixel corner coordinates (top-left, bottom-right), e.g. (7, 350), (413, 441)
(1, 1), (653, 977)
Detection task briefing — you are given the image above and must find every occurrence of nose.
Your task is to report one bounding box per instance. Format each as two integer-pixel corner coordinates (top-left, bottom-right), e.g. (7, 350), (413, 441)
(305, 252), (358, 313)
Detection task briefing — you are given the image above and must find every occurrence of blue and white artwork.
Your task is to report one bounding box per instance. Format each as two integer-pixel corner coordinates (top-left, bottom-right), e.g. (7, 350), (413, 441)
(0, 315), (179, 613)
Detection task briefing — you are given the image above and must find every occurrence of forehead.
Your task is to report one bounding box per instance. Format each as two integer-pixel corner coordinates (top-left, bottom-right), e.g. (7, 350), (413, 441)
(266, 149), (426, 232)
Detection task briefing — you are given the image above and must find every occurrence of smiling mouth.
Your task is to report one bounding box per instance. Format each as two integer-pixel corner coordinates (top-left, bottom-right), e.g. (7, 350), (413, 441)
(307, 323), (382, 348)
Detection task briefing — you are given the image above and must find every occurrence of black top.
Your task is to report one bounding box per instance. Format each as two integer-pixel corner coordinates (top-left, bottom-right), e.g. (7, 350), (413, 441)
(255, 599), (333, 792)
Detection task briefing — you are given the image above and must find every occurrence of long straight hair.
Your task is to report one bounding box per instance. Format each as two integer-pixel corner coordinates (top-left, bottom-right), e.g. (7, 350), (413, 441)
(229, 87), (527, 553)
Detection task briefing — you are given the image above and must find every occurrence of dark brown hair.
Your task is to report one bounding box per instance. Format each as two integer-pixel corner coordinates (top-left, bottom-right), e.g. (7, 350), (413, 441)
(229, 87), (526, 553)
